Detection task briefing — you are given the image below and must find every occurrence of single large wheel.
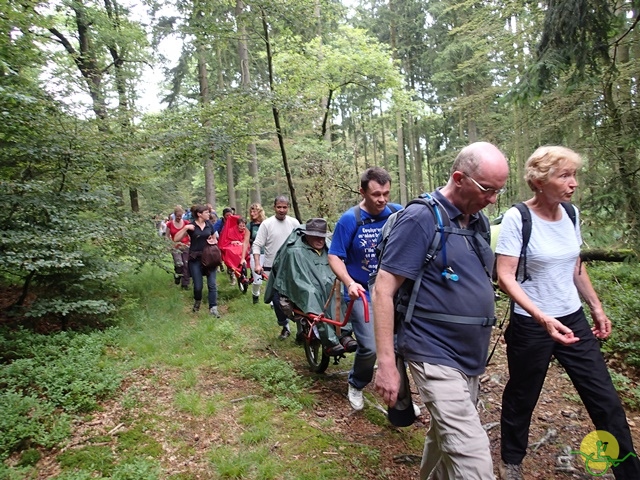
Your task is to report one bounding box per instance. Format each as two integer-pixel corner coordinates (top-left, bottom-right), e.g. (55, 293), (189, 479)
(237, 267), (249, 294)
(302, 321), (329, 373)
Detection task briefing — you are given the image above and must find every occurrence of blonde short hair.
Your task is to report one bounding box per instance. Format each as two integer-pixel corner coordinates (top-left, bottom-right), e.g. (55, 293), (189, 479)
(524, 146), (582, 191)
(249, 203), (266, 223)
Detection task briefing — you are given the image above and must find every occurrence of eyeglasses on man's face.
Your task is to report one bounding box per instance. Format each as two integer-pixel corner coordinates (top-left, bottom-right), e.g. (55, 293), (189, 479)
(463, 172), (506, 196)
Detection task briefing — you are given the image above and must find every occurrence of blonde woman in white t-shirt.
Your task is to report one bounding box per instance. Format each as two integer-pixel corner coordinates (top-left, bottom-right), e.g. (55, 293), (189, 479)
(495, 146), (640, 480)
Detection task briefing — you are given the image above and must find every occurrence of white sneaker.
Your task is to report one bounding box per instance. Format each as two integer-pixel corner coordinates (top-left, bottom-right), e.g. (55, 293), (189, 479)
(413, 403), (421, 417)
(209, 306), (220, 318)
(348, 384), (364, 411)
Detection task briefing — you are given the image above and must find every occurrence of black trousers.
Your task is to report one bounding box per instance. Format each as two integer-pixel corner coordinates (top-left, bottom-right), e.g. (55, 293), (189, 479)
(501, 308), (640, 479)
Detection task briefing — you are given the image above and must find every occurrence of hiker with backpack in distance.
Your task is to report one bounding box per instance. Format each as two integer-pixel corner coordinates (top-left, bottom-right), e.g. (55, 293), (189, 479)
(373, 142), (508, 480)
(173, 204), (220, 317)
(328, 167), (403, 411)
(495, 146), (640, 480)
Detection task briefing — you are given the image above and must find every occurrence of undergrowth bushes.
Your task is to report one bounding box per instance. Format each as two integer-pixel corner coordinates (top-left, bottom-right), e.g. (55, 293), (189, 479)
(0, 328), (122, 461)
(588, 263), (640, 365)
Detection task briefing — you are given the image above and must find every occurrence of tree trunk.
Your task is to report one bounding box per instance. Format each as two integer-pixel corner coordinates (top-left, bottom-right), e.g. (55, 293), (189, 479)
(261, 8), (301, 222)
(236, 0), (260, 204)
(389, 0), (407, 204)
(395, 111), (407, 205)
(380, 100), (388, 172)
(197, 41), (217, 207)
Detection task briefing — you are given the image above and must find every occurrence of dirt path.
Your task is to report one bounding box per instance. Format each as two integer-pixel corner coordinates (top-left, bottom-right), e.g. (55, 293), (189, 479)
(28, 326), (640, 480)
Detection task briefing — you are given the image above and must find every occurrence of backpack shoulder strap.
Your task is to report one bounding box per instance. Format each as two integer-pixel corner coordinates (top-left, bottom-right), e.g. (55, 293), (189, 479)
(402, 193), (446, 321)
(561, 202), (577, 226)
(352, 205), (362, 226)
(514, 202), (531, 283)
(349, 203), (399, 248)
(353, 204), (398, 227)
(477, 212), (491, 245)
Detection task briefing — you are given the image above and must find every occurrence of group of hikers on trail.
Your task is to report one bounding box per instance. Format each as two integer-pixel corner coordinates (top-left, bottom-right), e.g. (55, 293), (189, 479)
(164, 202), (266, 316)
(166, 142), (640, 480)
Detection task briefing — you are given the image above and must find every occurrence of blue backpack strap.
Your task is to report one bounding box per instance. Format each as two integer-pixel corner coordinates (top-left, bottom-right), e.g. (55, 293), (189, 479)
(400, 193), (493, 324)
(402, 193), (447, 322)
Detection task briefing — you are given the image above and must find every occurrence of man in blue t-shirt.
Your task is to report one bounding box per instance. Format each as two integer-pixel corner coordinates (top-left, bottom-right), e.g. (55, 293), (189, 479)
(373, 142), (509, 479)
(328, 167), (402, 411)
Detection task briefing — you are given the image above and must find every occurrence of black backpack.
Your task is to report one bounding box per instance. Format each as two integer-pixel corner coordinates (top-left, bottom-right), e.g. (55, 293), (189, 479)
(513, 201), (576, 283)
(486, 201), (577, 364)
(370, 193), (493, 329)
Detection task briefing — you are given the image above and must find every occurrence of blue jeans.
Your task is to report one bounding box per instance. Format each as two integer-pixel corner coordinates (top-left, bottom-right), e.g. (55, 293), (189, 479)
(345, 296), (376, 390)
(189, 259), (217, 307)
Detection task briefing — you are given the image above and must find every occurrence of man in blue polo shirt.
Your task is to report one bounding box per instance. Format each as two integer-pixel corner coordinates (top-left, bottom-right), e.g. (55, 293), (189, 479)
(328, 167), (402, 411)
(373, 142), (508, 479)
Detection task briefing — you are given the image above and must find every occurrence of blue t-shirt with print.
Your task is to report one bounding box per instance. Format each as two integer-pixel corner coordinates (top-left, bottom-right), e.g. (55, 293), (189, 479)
(329, 203), (403, 297)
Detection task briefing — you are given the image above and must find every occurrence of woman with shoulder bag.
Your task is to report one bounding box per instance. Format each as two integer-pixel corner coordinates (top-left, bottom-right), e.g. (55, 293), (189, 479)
(174, 204), (220, 317)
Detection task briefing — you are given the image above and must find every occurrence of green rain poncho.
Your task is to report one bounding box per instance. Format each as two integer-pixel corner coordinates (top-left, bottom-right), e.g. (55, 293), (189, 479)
(264, 226), (336, 317)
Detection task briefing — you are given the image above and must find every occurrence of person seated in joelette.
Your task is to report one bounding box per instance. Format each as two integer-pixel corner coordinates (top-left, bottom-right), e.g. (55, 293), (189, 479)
(218, 214), (250, 272)
(264, 218), (344, 355)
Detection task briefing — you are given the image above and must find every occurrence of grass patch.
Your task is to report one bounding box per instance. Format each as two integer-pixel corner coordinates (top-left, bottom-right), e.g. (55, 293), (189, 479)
(116, 424), (164, 460)
(57, 445), (115, 476)
(0, 264), (424, 478)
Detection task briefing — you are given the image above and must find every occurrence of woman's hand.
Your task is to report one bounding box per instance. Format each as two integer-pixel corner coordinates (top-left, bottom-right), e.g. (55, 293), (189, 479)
(591, 309), (612, 339)
(540, 315), (580, 345)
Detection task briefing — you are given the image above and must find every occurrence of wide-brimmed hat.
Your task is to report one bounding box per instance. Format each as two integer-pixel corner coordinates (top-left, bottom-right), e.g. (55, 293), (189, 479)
(304, 218), (330, 238)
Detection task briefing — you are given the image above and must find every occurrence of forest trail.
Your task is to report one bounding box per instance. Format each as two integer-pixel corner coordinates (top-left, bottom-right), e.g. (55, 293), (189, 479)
(24, 285), (640, 480)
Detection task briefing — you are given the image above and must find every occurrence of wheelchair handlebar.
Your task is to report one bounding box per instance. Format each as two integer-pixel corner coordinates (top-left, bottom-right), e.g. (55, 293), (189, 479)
(298, 290), (369, 327)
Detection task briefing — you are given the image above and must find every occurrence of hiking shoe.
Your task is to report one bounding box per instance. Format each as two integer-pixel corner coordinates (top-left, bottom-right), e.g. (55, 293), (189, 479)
(192, 300), (201, 312)
(253, 295), (260, 305)
(209, 306), (220, 318)
(181, 285), (189, 290)
(279, 326), (290, 340)
(174, 275), (181, 285)
(348, 384), (364, 411)
(340, 335), (358, 353)
(325, 344), (345, 356)
(230, 276), (236, 286)
(499, 462), (523, 480)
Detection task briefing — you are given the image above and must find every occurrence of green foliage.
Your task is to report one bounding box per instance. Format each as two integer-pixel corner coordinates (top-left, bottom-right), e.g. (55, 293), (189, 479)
(0, 392), (70, 460)
(110, 459), (162, 480)
(608, 371), (640, 410)
(0, 328), (121, 461)
(0, 78), (168, 325)
(588, 263), (640, 364)
(17, 448), (41, 467)
(0, 328), (122, 412)
(116, 426), (164, 460)
(57, 445), (115, 476)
